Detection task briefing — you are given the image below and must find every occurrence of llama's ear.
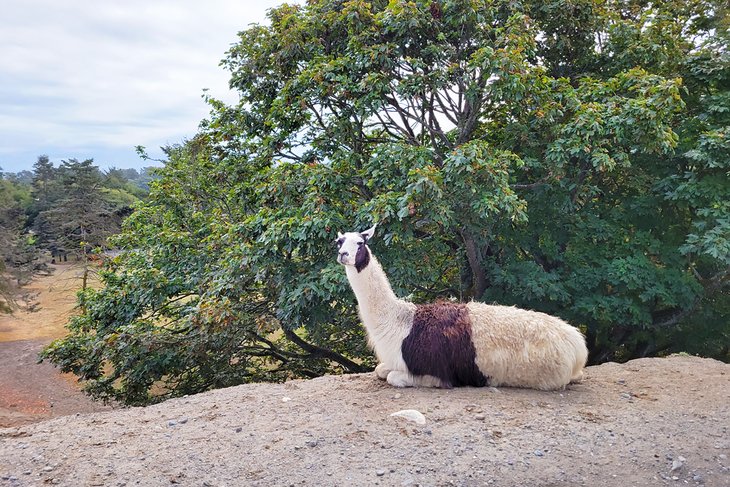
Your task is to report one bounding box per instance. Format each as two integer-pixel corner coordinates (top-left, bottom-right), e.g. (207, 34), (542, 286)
(337, 232), (344, 239)
(361, 224), (377, 241)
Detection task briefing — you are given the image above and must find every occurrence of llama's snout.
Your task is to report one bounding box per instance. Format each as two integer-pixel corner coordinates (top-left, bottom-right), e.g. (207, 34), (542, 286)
(337, 251), (350, 265)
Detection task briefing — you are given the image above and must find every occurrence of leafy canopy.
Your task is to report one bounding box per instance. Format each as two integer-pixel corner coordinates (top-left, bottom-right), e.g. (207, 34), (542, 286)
(43, 0), (729, 405)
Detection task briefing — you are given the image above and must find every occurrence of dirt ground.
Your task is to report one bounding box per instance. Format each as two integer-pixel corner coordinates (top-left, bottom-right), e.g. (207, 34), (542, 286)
(0, 266), (728, 487)
(0, 356), (727, 486)
(0, 263), (110, 428)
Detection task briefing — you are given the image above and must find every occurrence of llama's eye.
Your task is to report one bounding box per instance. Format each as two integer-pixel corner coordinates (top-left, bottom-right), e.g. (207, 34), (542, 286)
(357, 241), (364, 247)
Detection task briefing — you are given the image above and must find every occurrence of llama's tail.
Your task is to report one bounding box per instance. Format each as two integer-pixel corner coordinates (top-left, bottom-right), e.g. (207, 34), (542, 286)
(569, 331), (588, 384)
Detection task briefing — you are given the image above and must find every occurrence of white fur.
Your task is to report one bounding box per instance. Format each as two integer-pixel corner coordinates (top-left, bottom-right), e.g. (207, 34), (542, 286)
(337, 225), (588, 390)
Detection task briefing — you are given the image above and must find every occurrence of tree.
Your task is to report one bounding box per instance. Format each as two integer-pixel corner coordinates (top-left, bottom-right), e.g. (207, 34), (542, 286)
(43, 0), (729, 405)
(0, 172), (38, 311)
(34, 159), (122, 258)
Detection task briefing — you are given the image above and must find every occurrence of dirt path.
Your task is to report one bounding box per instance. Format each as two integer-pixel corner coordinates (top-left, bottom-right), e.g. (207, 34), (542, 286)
(0, 355), (728, 487)
(0, 263), (111, 428)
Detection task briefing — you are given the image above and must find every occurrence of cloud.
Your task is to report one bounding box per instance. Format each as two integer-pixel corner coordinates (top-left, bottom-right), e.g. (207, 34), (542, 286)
(0, 0), (292, 172)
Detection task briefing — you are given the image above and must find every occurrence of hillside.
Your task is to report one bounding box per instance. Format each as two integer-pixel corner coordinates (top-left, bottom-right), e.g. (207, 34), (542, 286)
(1, 355), (728, 487)
(0, 263), (110, 427)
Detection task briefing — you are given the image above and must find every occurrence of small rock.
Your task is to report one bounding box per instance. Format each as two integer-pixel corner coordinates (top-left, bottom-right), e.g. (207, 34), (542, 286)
(671, 456), (686, 472)
(376, 469), (387, 477)
(390, 409), (426, 425)
(167, 420), (177, 427)
(693, 474), (703, 482)
(235, 427), (243, 433)
(488, 387), (500, 393)
(23, 471), (32, 475)
(43, 466), (54, 472)
(306, 440), (318, 447)
(178, 418), (188, 424)
(620, 392), (632, 400)
(617, 379), (626, 385)
(282, 397), (291, 403)
(393, 393), (402, 399)
(534, 450), (544, 457)
(475, 414), (486, 421)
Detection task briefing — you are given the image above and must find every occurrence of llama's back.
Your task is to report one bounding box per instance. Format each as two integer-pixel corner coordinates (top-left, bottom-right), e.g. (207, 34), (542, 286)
(466, 303), (587, 390)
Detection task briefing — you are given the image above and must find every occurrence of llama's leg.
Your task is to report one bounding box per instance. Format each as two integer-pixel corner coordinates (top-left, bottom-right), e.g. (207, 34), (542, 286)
(414, 374), (445, 388)
(374, 363), (391, 380)
(386, 370), (415, 388)
(570, 369), (584, 384)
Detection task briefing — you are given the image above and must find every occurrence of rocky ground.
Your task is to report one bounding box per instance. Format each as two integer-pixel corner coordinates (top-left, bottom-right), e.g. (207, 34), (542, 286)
(0, 355), (728, 487)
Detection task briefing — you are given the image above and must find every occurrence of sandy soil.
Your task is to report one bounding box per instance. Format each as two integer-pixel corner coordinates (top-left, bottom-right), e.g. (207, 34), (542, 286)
(0, 264), (728, 486)
(0, 355), (728, 487)
(0, 263), (110, 428)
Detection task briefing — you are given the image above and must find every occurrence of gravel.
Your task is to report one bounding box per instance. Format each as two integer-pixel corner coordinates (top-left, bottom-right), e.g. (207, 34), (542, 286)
(0, 355), (728, 487)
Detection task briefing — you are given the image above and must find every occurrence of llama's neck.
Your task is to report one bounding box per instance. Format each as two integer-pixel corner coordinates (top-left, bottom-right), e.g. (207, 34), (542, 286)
(345, 253), (411, 330)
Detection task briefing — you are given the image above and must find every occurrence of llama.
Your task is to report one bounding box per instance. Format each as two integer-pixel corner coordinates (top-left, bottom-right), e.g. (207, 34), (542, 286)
(336, 224), (588, 390)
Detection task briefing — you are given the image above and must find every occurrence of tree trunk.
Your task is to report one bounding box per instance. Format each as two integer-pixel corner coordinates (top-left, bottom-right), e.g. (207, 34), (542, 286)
(459, 227), (488, 299)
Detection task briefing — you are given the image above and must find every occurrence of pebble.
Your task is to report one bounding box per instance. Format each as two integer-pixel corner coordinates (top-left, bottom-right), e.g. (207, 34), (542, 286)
(475, 414), (486, 421)
(376, 469), (386, 477)
(671, 456), (686, 472)
(306, 440), (318, 447)
(390, 409), (426, 425)
(43, 466), (54, 472)
(534, 450), (544, 457)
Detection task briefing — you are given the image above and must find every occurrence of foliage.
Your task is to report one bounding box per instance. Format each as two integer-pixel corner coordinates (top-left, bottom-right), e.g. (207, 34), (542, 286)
(31, 158), (147, 258)
(0, 156), (150, 312)
(0, 175), (34, 311)
(43, 0), (728, 405)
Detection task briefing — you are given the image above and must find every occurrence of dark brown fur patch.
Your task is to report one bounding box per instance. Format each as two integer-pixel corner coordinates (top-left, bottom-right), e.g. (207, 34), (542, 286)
(401, 302), (488, 388)
(355, 244), (370, 272)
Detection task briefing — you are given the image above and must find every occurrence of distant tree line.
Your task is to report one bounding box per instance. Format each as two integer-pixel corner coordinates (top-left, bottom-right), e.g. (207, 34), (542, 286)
(0, 156), (154, 311)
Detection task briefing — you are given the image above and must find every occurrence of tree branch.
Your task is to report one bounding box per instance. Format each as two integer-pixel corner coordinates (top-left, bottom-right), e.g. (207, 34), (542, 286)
(283, 327), (370, 373)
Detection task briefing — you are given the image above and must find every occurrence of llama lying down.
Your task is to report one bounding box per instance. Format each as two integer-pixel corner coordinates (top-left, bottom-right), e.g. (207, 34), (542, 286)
(336, 225), (588, 390)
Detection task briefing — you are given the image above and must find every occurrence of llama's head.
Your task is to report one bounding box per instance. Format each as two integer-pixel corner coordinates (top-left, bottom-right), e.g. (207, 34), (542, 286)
(336, 224), (376, 272)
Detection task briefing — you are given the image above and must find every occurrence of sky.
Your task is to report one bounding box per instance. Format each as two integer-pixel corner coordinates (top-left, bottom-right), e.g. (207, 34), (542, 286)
(0, 0), (295, 173)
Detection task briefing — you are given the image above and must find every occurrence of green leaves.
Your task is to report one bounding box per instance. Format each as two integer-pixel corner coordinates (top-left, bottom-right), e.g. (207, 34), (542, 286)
(43, 0), (730, 405)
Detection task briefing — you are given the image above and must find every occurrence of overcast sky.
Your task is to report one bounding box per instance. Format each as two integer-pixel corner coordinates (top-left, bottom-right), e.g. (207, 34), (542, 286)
(0, 0), (294, 173)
